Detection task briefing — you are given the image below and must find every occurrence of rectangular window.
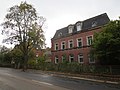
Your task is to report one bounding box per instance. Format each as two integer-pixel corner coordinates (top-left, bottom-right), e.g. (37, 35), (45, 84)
(69, 27), (73, 33)
(69, 55), (74, 63)
(87, 36), (93, 46)
(77, 25), (81, 31)
(55, 43), (58, 50)
(68, 40), (73, 48)
(68, 26), (74, 33)
(55, 56), (59, 64)
(76, 22), (82, 31)
(62, 55), (65, 62)
(88, 54), (95, 63)
(61, 41), (65, 50)
(78, 54), (83, 63)
(77, 38), (82, 47)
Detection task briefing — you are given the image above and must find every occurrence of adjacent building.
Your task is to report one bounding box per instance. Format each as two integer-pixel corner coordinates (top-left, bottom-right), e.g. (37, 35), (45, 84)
(51, 13), (110, 64)
(44, 47), (52, 62)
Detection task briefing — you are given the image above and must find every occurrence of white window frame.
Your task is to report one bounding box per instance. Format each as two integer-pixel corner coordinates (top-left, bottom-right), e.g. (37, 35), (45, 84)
(36, 54), (39, 57)
(88, 54), (95, 63)
(92, 21), (97, 27)
(77, 37), (83, 47)
(55, 43), (59, 50)
(61, 41), (66, 50)
(62, 55), (65, 62)
(68, 39), (74, 48)
(69, 55), (74, 63)
(55, 56), (59, 64)
(68, 26), (74, 33)
(78, 54), (84, 63)
(58, 32), (62, 37)
(86, 35), (93, 46)
(76, 22), (82, 31)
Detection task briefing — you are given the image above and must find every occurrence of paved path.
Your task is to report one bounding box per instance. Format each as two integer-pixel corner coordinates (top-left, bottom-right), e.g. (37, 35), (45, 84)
(0, 68), (119, 90)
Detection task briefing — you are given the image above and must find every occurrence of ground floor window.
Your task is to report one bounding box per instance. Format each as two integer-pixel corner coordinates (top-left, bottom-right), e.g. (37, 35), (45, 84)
(88, 54), (95, 63)
(69, 54), (74, 63)
(78, 54), (83, 63)
(55, 56), (59, 64)
(62, 55), (66, 62)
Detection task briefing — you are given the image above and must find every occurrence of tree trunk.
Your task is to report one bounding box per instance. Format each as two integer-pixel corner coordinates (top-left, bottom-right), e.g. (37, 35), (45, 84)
(17, 62), (20, 69)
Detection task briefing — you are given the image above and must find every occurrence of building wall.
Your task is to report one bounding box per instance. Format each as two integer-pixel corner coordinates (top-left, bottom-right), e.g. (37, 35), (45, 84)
(51, 28), (101, 64)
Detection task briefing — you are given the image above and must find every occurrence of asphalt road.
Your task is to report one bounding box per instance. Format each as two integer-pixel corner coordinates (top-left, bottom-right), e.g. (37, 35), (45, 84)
(0, 68), (119, 90)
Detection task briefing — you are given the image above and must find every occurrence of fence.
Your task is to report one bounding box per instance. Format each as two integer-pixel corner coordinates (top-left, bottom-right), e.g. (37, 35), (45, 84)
(28, 63), (120, 75)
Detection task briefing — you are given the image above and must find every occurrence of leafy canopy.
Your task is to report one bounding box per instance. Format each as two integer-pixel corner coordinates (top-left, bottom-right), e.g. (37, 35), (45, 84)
(92, 18), (120, 65)
(1, 1), (46, 49)
(1, 1), (46, 70)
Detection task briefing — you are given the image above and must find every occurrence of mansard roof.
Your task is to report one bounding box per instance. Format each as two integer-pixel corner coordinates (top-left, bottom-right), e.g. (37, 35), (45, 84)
(52, 13), (110, 39)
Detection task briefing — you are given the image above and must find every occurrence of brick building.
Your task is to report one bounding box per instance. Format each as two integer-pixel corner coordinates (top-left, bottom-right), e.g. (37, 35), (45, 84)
(51, 13), (110, 64)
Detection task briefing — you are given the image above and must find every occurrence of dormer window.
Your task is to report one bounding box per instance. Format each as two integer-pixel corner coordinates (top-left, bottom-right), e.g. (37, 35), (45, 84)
(68, 25), (74, 33)
(76, 22), (82, 31)
(58, 32), (62, 37)
(92, 21), (97, 27)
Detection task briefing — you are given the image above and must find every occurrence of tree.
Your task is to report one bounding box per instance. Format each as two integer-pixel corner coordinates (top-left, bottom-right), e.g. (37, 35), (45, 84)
(10, 45), (23, 68)
(92, 18), (120, 65)
(1, 1), (46, 71)
(10, 45), (35, 69)
(0, 46), (11, 64)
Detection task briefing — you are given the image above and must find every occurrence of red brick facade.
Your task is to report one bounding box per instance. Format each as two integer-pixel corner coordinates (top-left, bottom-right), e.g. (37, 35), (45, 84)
(51, 13), (110, 64)
(51, 28), (101, 64)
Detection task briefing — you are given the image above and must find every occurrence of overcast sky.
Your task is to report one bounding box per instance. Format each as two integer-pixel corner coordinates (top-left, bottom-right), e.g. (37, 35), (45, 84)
(0, 0), (120, 48)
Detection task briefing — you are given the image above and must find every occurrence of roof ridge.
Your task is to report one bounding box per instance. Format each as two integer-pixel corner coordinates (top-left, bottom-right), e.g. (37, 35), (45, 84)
(82, 13), (107, 22)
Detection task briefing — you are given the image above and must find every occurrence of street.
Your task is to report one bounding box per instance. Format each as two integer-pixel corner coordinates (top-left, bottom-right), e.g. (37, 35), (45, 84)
(0, 68), (119, 90)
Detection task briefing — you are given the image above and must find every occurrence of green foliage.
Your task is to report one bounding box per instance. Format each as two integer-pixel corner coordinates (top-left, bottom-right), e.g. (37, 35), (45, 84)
(92, 18), (120, 65)
(1, 1), (46, 70)
(62, 54), (69, 64)
(28, 62), (119, 74)
(0, 46), (11, 64)
(11, 46), (23, 64)
(37, 56), (45, 64)
(28, 60), (36, 66)
(3, 52), (12, 64)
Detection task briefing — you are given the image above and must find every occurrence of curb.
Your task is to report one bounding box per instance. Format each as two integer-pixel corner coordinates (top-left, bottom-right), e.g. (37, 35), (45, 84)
(27, 69), (120, 85)
(51, 73), (119, 85)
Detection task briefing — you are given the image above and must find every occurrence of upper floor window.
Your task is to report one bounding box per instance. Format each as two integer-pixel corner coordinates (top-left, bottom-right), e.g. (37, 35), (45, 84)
(78, 54), (83, 63)
(76, 22), (82, 31)
(77, 38), (83, 47)
(55, 56), (59, 64)
(55, 43), (59, 50)
(61, 41), (65, 50)
(68, 40), (73, 48)
(68, 25), (74, 33)
(87, 35), (93, 46)
(69, 54), (74, 63)
(88, 54), (95, 63)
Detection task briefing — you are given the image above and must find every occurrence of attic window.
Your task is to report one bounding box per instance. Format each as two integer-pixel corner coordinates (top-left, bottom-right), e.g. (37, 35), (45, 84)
(76, 22), (82, 31)
(92, 21), (97, 27)
(68, 25), (74, 33)
(58, 32), (62, 37)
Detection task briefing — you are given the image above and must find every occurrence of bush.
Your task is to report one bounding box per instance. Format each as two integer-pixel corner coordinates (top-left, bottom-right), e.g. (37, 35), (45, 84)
(28, 62), (120, 75)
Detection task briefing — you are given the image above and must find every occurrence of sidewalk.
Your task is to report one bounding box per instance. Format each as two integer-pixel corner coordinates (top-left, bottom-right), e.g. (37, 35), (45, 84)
(27, 69), (120, 85)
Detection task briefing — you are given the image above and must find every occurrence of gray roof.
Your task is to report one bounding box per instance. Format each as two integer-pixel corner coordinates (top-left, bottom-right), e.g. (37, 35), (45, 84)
(52, 13), (110, 39)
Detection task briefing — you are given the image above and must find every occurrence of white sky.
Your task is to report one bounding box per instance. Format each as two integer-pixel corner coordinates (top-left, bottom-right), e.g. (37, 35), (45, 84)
(0, 0), (120, 48)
